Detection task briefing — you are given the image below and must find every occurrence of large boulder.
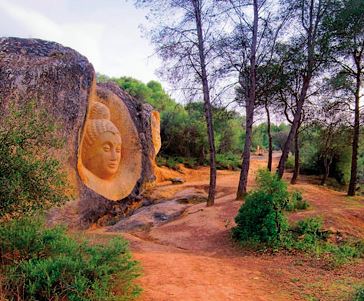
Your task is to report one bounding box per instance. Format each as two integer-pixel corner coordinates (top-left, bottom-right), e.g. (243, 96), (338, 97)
(0, 37), (160, 228)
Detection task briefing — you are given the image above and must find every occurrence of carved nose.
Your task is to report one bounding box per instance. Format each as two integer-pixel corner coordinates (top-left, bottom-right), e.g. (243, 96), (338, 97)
(110, 149), (117, 160)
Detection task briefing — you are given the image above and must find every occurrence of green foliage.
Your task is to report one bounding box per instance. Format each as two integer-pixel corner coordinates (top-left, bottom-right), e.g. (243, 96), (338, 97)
(161, 104), (207, 159)
(252, 123), (290, 151)
(354, 286), (364, 301)
(0, 218), (141, 301)
(232, 170), (363, 266)
(0, 101), (70, 220)
(255, 169), (289, 206)
(232, 170), (289, 244)
(157, 156), (198, 169)
(295, 217), (324, 238)
(293, 123), (355, 186)
(285, 155), (295, 170)
(97, 75), (176, 112)
(157, 153), (241, 170)
(287, 217), (364, 267)
(286, 191), (309, 211)
(215, 153), (241, 170)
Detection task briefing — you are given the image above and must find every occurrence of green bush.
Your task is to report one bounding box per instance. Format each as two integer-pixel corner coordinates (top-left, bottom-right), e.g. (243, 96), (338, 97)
(0, 101), (70, 220)
(295, 217), (323, 237)
(289, 217), (326, 249)
(288, 217), (364, 266)
(286, 191), (309, 211)
(215, 153), (241, 170)
(0, 218), (141, 301)
(285, 155), (295, 169)
(232, 190), (289, 244)
(232, 170), (289, 244)
(232, 170), (364, 266)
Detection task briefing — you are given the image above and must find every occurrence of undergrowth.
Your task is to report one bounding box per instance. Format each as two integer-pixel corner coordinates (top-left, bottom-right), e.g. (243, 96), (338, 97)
(0, 217), (141, 301)
(286, 191), (310, 211)
(157, 153), (241, 170)
(232, 169), (364, 267)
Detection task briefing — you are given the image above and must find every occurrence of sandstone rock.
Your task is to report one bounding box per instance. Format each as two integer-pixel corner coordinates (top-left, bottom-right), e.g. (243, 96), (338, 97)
(0, 37), (160, 228)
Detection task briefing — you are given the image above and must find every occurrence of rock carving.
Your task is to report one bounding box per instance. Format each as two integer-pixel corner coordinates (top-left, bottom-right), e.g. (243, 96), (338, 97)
(78, 86), (142, 201)
(82, 102), (122, 180)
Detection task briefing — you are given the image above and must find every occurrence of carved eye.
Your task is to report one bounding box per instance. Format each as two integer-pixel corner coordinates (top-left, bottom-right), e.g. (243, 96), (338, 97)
(103, 144), (111, 152)
(116, 147), (121, 153)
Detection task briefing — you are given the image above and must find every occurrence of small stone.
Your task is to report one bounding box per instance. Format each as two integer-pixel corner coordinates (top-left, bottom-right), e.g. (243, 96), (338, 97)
(170, 177), (185, 184)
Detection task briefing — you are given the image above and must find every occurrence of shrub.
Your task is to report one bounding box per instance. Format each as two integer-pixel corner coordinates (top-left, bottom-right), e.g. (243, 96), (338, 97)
(232, 190), (289, 244)
(215, 153), (241, 170)
(285, 155), (295, 169)
(0, 218), (141, 301)
(0, 101), (70, 220)
(232, 170), (289, 244)
(286, 191), (309, 211)
(289, 217), (326, 249)
(255, 169), (289, 207)
(232, 170), (364, 266)
(289, 217), (364, 266)
(295, 217), (323, 237)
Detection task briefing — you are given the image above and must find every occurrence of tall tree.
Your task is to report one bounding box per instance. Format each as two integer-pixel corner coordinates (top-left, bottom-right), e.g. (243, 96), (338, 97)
(326, 0), (364, 195)
(217, 0), (285, 198)
(276, 0), (335, 178)
(136, 0), (219, 205)
(236, 0), (259, 199)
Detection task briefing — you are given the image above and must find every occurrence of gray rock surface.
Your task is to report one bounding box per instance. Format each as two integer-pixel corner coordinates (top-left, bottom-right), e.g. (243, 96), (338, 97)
(109, 200), (189, 232)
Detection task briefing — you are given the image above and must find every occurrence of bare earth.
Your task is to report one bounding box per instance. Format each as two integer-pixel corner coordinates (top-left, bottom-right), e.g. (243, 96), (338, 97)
(87, 154), (364, 301)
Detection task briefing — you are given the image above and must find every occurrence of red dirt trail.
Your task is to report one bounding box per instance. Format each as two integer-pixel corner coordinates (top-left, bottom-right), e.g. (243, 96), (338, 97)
(89, 154), (364, 301)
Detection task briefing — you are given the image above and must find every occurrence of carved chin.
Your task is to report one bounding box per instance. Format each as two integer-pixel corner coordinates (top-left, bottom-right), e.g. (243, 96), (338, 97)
(97, 167), (118, 179)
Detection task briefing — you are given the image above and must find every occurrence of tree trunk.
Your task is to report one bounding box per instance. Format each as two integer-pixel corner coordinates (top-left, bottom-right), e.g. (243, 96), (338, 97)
(277, 78), (309, 178)
(236, 0), (258, 200)
(348, 73), (360, 196)
(321, 157), (330, 186)
(193, 0), (216, 205)
(265, 102), (273, 171)
(237, 106), (254, 199)
(277, 0), (319, 179)
(291, 130), (300, 184)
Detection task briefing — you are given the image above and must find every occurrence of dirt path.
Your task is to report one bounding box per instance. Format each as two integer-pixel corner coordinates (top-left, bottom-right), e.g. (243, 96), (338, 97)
(88, 154), (364, 301)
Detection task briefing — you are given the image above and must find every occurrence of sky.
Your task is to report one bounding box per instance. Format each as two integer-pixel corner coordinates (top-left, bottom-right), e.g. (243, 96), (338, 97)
(0, 0), (162, 84)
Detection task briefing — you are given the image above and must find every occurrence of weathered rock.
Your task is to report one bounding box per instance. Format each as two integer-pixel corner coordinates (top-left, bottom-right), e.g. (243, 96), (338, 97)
(169, 177), (185, 184)
(109, 200), (189, 232)
(98, 82), (158, 190)
(0, 37), (160, 228)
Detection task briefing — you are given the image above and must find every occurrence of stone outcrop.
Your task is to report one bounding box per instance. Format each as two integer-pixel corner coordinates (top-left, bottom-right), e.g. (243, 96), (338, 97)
(0, 37), (160, 227)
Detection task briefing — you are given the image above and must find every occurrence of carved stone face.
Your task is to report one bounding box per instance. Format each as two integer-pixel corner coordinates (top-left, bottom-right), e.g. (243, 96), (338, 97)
(84, 131), (122, 179)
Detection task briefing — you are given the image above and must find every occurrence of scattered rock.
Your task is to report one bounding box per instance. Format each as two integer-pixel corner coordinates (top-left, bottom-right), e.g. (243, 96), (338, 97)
(169, 177), (185, 184)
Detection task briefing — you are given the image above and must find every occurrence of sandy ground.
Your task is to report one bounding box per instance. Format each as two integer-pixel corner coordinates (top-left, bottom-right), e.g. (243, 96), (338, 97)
(88, 154), (364, 301)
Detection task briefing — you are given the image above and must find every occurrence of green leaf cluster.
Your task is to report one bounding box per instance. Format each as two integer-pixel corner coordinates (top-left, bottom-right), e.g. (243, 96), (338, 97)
(232, 170), (289, 244)
(0, 101), (70, 220)
(285, 191), (309, 212)
(0, 217), (141, 301)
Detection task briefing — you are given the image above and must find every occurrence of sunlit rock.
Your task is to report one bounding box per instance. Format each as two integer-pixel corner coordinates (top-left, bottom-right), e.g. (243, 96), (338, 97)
(0, 37), (160, 227)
